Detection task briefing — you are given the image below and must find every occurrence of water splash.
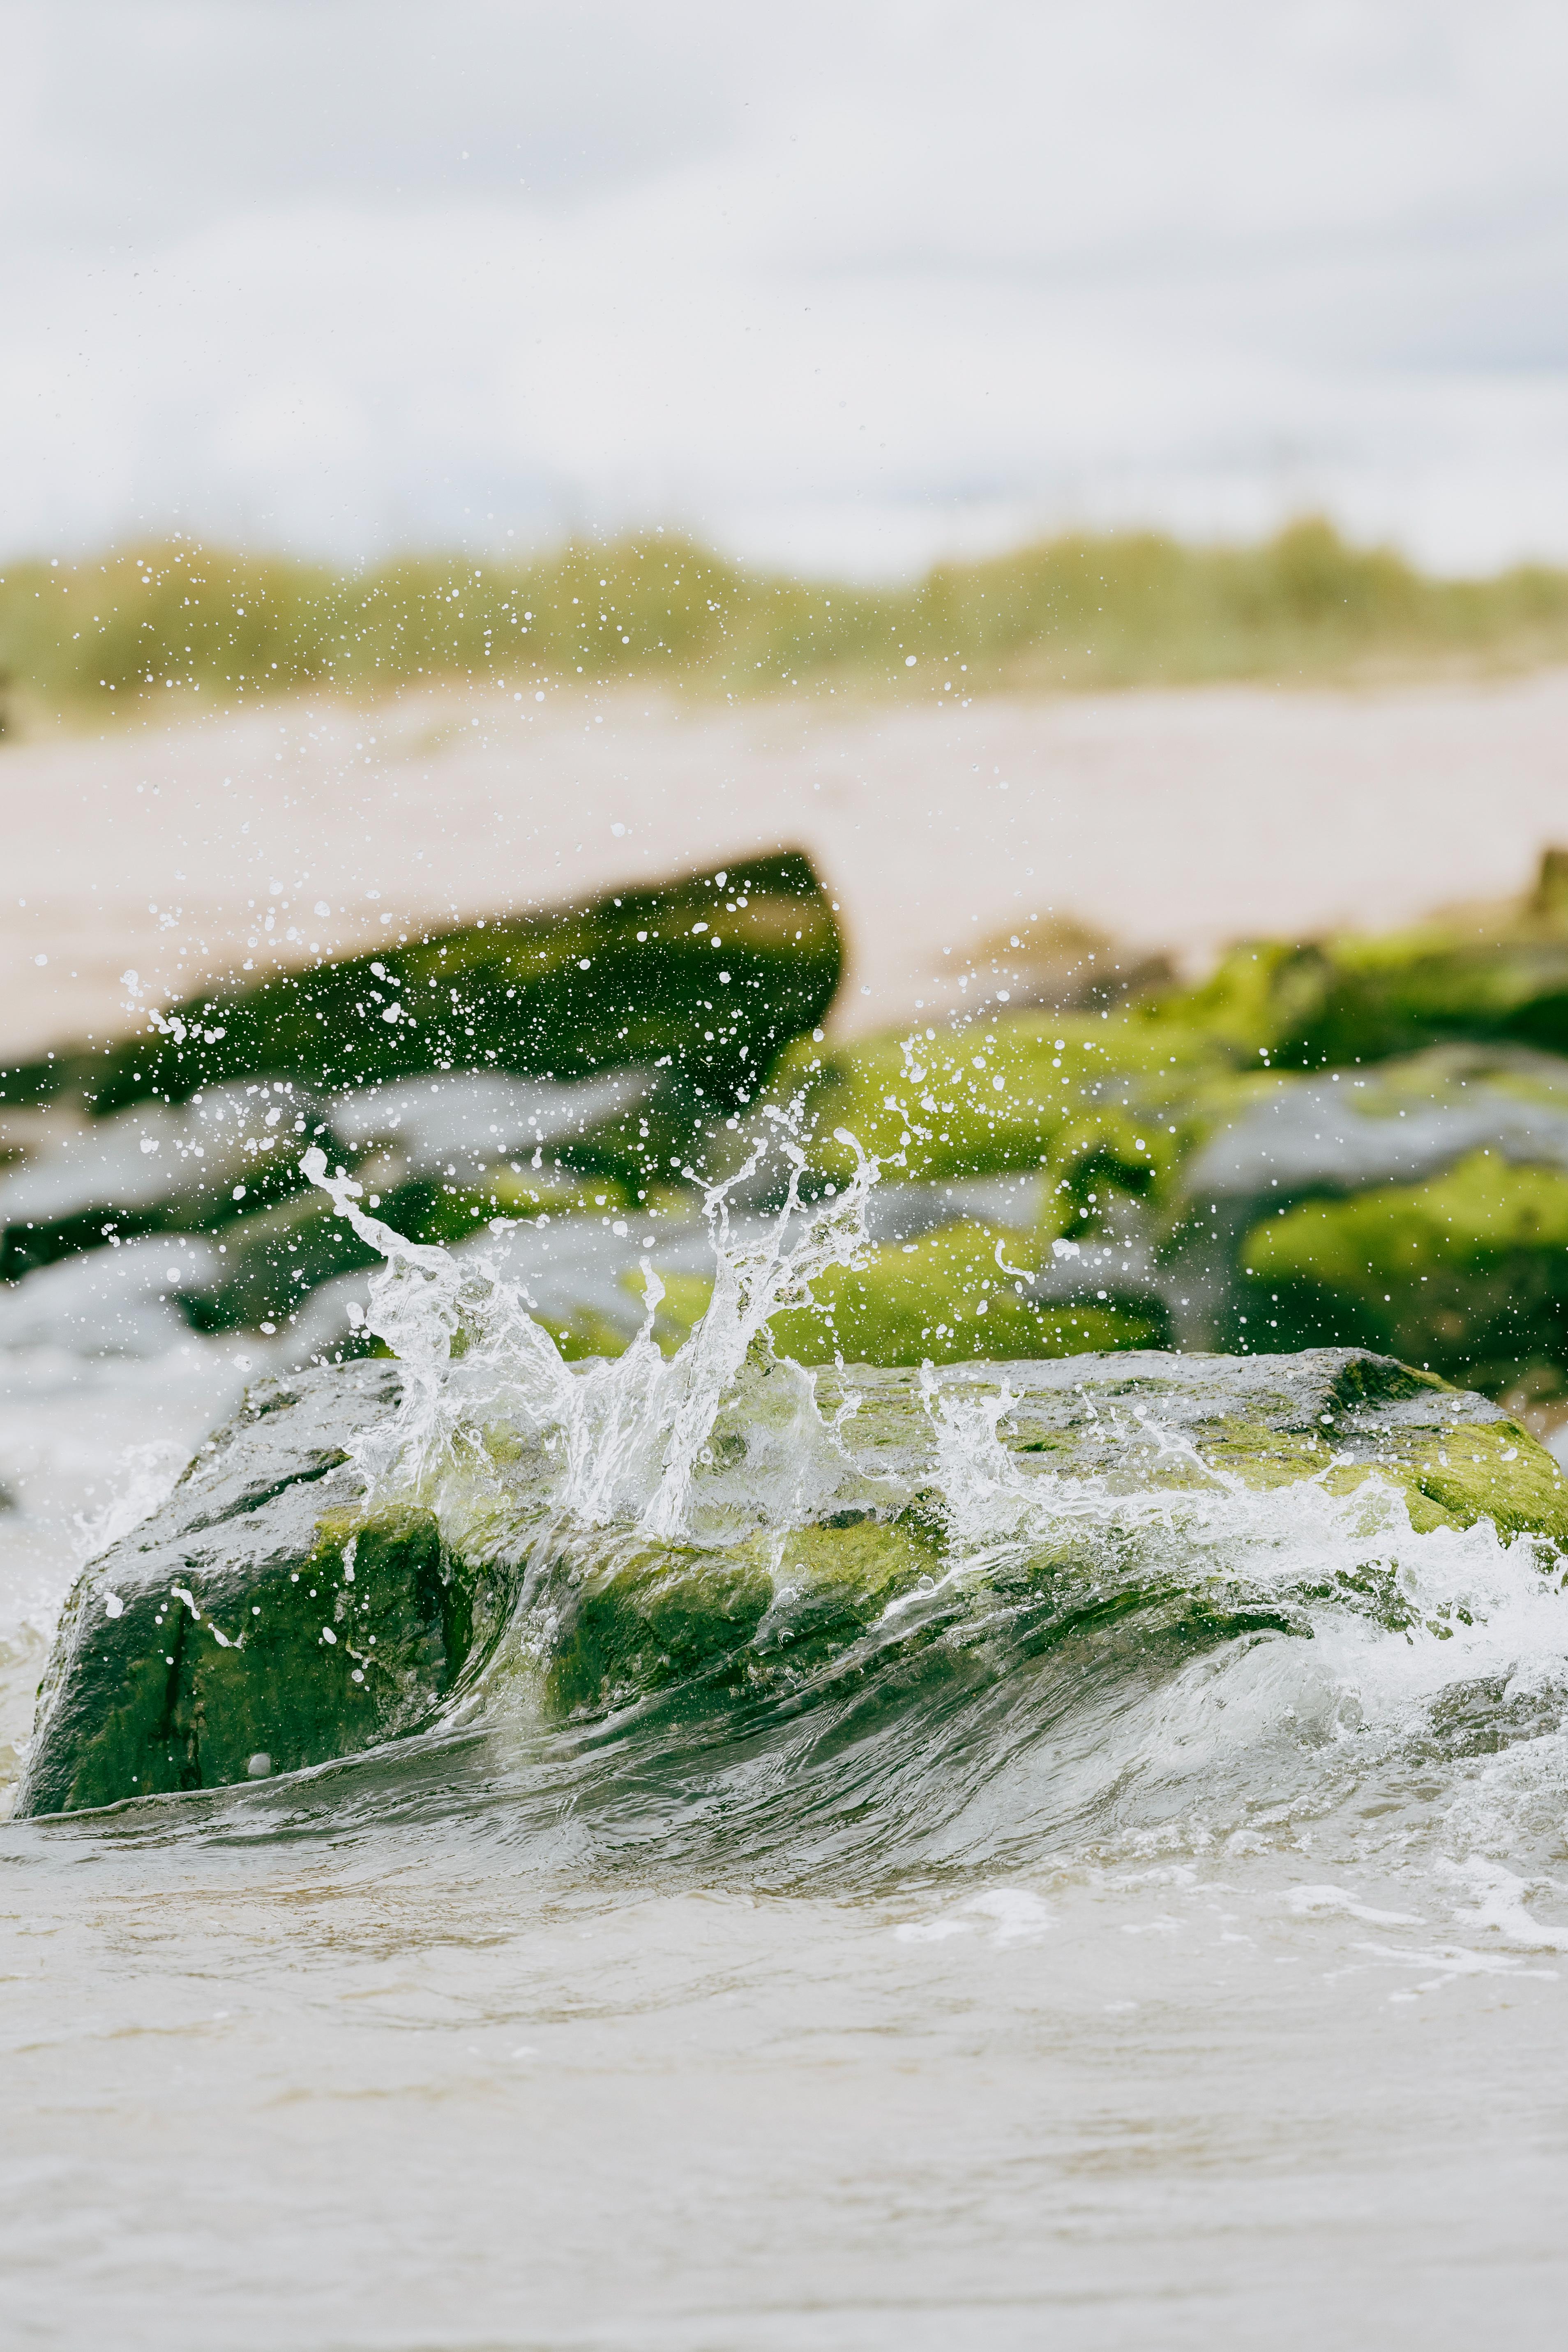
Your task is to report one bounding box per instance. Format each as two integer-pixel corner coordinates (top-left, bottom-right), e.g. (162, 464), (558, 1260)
(301, 1117), (879, 1540)
(72, 1439), (188, 1566)
(286, 1128), (1568, 1903)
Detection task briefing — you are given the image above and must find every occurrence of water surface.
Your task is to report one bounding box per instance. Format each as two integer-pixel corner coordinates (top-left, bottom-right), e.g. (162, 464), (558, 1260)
(4, 1158), (1566, 2348)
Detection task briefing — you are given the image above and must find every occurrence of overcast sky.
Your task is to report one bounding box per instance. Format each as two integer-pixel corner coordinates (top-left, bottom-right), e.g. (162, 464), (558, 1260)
(5, 0), (1568, 573)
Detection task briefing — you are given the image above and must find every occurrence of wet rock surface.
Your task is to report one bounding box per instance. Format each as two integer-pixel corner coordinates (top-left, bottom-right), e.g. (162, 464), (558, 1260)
(18, 1344), (1568, 1817)
(14, 846), (1568, 1414)
(16, 1360), (515, 1818)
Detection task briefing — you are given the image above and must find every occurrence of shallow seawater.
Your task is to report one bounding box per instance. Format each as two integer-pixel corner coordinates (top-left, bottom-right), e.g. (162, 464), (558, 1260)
(4, 1162), (1568, 2348)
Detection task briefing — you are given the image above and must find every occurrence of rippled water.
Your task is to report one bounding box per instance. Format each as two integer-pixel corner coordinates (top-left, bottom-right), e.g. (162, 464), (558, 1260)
(4, 1142), (1568, 2347)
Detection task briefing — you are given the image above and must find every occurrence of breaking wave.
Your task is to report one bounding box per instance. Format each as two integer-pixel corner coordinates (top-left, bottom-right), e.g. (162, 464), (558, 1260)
(109, 1128), (1551, 1909)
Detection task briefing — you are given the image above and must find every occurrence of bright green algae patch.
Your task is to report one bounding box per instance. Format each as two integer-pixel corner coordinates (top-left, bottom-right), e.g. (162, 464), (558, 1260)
(748, 1007), (1568, 1401)
(766, 1222), (1169, 1366)
(1194, 1408), (1568, 1541)
(616, 1225), (1169, 1368)
(760, 1013), (1224, 1195)
(537, 1516), (940, 1717)
(1150, 850), (1568, 1069)
(1241, 1152), (1568, 1396)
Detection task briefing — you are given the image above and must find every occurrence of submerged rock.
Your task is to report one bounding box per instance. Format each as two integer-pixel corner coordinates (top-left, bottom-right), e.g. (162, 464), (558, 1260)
(18, 1344), (1568, 1816)
(454, 1347), (1568, 1721)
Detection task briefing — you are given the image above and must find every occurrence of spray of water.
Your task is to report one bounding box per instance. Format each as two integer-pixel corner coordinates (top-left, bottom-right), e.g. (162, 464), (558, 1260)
(301, 1116), (879, 1540)
(293, 1126), (1568, 1896)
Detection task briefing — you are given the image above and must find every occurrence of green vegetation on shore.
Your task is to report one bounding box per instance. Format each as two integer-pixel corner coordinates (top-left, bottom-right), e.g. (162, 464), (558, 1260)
(4, 517), (1568, 729)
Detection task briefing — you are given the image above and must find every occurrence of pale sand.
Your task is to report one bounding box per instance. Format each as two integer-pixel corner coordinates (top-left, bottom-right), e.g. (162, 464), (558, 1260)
(2, 669), (1566, 1068)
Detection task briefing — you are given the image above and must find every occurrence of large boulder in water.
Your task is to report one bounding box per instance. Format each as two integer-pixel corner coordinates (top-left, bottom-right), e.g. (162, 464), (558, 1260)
(16, 1344), (1568, 1817)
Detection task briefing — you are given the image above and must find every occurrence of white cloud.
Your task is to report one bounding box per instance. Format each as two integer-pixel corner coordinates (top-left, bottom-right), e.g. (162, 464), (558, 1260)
(3, 0), (1567, 572)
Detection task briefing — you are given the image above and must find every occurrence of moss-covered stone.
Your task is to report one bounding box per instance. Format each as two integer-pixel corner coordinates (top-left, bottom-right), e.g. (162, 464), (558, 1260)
(538, 1512), (940, 1717)
(766, 1220), (1170, 1366)
(1191, 1399), (1568, 1541)
(16, 1362), (515, 1817)
(540, 1532), (777, 1716)
(1236, 1150), (1568, 1396)
(888, 1344), (1568, 1537)
(6, 851), (841, 1125)
(519, 1348), (1568, 1727)
(22, 1347), (1568, 1804)
(1151, 849), (1568, 1070)
(756, 1013), (1223, 1199)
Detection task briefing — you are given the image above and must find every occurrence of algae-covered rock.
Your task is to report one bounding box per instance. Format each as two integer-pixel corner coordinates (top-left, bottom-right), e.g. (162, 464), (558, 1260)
(16, 1360), (513, 1817)
(805, 1346), (1568, 1547)
(1162, 1045), (1568, 1384)
(536, 1512), (942, 1717)
(1154, 847), (1568, 1070)
(1237, 1151), (1568, 1397)
(514, 1347), (1568, 1731)
(20, 1345), (1568, 1811)
(765, 1219), (1171, 1367)
(752, 1011), (1222, 1200)
(761, 1019), (1568, 1399)
(9, 851), (839, 1120)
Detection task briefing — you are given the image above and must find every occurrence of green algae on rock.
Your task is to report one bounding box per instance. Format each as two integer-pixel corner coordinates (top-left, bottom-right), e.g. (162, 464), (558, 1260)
(754, 1012), (1223, 1199)
(5, 850), (841, 1121)
(0, 851), (841, 1312)
(1238, 1150), (1568, 1398)
(1162, 1045), (1568, 1381)
(908, 1346), (1568, 1545)
(765, 1220), (1171, 1367)
(17, 1345), (1568, 1816)
(535, 1512), (943, 1718)
(1151, 847), (1568, 1070)
(16, 1361), (518, 1817)
(516, 1349), (1568, 1734)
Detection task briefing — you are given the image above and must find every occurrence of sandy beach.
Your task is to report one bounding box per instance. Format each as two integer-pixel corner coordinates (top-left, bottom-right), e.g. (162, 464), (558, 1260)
(3, 666), (1568, 1067)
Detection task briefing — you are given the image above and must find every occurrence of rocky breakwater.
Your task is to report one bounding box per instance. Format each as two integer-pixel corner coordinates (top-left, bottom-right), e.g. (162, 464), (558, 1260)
(0, 850), (841, 1357)
(706, 849), (1568, 1414)
(18, 1342), (1568, 1817)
